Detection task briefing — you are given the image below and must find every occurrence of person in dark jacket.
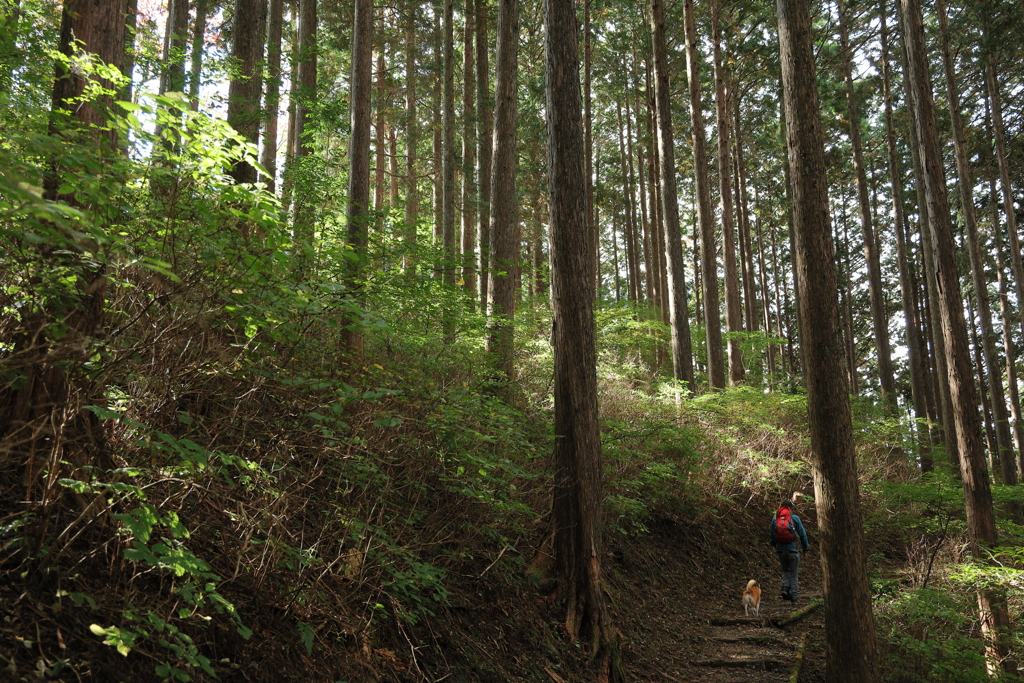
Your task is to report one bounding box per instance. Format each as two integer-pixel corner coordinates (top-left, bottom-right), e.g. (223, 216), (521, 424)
(768, 500), (809, 605)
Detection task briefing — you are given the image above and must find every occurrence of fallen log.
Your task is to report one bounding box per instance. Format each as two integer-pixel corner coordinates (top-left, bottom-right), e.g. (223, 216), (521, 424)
(788, 632), (809, 683)
(773, 599), (822, 628)
(691, 657), (782, 670)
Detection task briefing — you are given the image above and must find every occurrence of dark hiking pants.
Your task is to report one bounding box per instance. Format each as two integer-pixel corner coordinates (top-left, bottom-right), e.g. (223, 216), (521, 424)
(777, 548), (800, 602)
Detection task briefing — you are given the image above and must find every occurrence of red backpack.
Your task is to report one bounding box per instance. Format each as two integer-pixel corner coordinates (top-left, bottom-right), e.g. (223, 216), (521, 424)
(774, 506), (795, 544)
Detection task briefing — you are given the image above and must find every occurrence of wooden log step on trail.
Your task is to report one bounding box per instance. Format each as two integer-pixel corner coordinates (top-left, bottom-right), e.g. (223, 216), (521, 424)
(691, 656), (783, 670)
(710, 633), (788, 646)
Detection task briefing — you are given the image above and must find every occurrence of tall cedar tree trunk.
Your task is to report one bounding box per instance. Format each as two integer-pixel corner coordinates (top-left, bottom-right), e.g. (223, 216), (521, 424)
(461, 0), (477, 298)
(160, 0), (189, 96)
(937, 0), (1016, 483)
(626, 99), (647, 304)
(154, 0), (189, 164)
(544, 0), (623, 677)
(775, 0), (880, 678)
(584, 0), (596, 290)
(373, 49), (386, 212)
(344, 0), (373, 357)
(486, 0), (518, 385)
(291, 0), (316, 262)
(649, 0), (694, 388)
(280, 13), (298, 212)
(432, 7), (443, 250)
(995, 215), (1024, 467)
(900, 0), (1015, 670)
(261, 0), (283, 193)
(837, 0), (895, 407)
(879, 5), (931, 469)
(404, 0), (419, 275)
(904, 63), (956, 469)
(985, 51), (1024, 345)
(632, 96), (656, 305)
(989, 142), (1024, 467)
(476, 0), (493, 310)
(734, 88), (758, 336)
(227, 0), (267, 184)
(441, 0), (457, 285)
(683, 0), (725, 390)
(188, 0), (207, 110)
(615, 101), (639, 302)
(6, 0), (129, 522)
(712, 0), (744, 385)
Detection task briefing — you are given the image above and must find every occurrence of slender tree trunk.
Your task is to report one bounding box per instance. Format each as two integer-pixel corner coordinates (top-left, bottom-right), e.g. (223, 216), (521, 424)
(433, 6), (443, 250)
(995, 220), (1024, 472)
(160, 0), (189, 96)
(373, 48), (386, 212)
(261, 0), (284, 193)
(776, 0), (879, 678)
(985, 52), (1024, 345)
(616, 101), (640, 303)
(880, 5), (931, 470)
(122, 0), (139, 107)
(635, 96), (657, 307)
(837, 0), (894, 407)
(904, 52), (956, 469)
(476, 0), (493, 310)
(901, 0), (1014, 670)
(461, 0), (477, 297)
(290, 0), (317, 260)
(684, 0), (725, 390)
(584, 0), (595, 291)
(280, 12), (299, 214)
(544, 0), (623, 676)
(441, 0), (457, 286)
(344, 0), (373, 356)
(649, 0), (694, 388)
(227, 0), (267, 184)
(404, 0), (419, 275)
(486, 0), (519, 385)
(734, 88), (757, 335)
(188, 0), (207, 110)
(937, 0), (1016, 483)
(625, 98), (648, 305)
(712, 0), (743, 385)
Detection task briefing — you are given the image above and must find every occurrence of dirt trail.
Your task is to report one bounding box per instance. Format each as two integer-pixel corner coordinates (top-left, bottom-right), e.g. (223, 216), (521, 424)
(609, 505), (827, 682)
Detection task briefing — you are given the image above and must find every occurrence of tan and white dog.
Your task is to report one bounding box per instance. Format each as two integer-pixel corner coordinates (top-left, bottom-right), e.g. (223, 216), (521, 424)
(743, 579), (761, 617)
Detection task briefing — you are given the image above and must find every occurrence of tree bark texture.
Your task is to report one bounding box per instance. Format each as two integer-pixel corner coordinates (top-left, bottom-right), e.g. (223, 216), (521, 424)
(441, 0), (457, 286)
(900, 0), (1014, 669)
(776, 0), (879, 678)
(836, 0), (894, 408)
(188, 0), (207, 110)
(936, 0), (1016, 483)
(649, 0), (694, 389)
(476, 0), (493, 311)
(486, 0), (518, 385)
(404, 0), (419, 275)
(290, 0), (317, 258)
(227, 0), (267, 184)
(462, 0), (477, 297)
(683, 0), (725, 391)
(712, 0), (743, 386)
(261, 0), (284, 193)
(544, 0), (622, 677)
(344, 0), (373, 357)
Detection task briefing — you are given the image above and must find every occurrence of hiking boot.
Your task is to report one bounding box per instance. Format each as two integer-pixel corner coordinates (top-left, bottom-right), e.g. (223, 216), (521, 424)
(781, 591), (790, 601)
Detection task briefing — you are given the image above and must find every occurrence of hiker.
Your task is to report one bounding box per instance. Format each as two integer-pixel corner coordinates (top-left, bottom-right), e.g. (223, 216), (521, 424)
(768, 499), (809, 605)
